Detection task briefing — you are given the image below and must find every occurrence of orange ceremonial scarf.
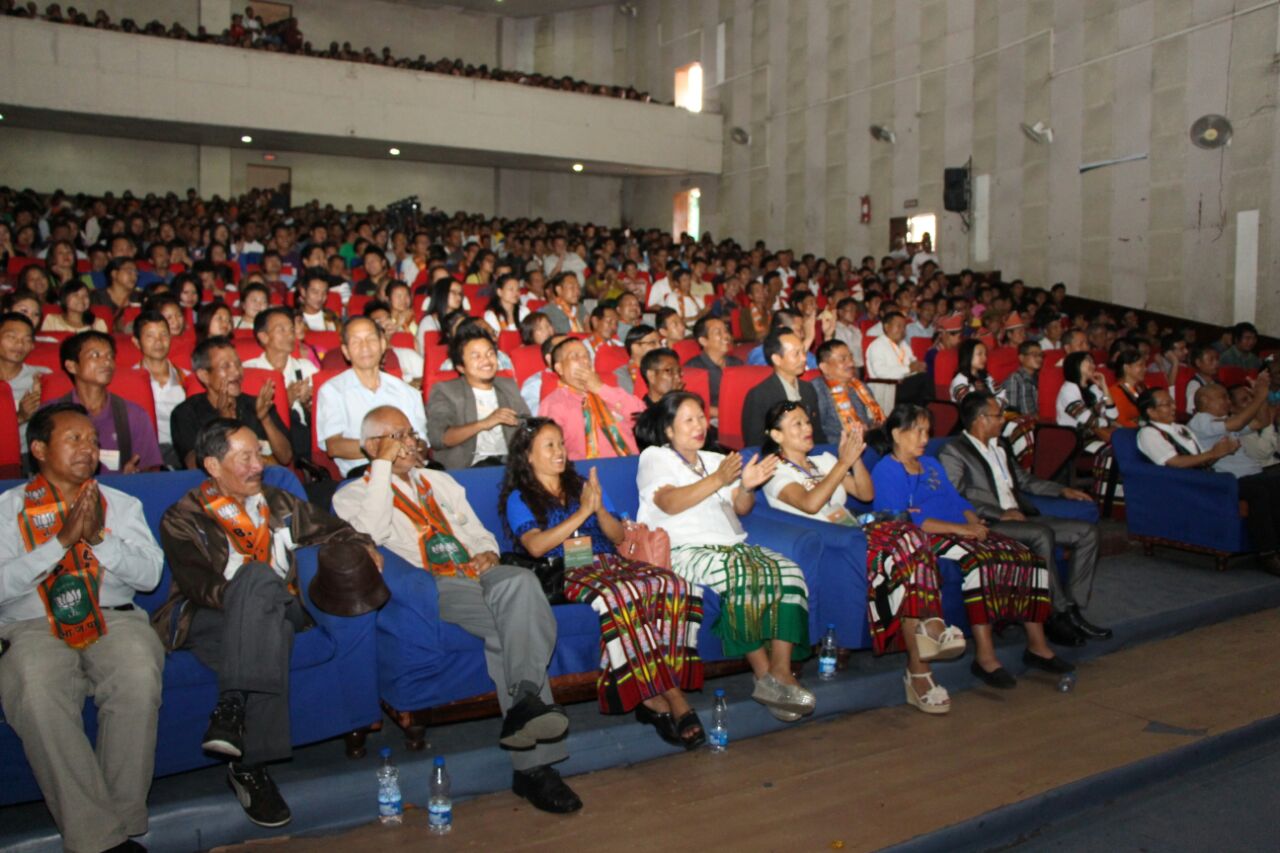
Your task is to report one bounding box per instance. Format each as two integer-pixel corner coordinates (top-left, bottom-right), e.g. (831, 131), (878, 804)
(381, 472), (476, 579)
(19, 475), (109, 649)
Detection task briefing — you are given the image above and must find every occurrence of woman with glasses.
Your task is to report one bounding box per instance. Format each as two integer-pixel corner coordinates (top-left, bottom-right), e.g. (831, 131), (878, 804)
(869, 403), (1070, 691)
(759, 401), (965, 715)
(500, 417), (706, 749)
(634, 392), (817, 723)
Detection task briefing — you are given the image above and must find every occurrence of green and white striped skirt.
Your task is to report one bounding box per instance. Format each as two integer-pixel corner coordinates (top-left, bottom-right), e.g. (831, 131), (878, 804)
(670, 543), (810, 658)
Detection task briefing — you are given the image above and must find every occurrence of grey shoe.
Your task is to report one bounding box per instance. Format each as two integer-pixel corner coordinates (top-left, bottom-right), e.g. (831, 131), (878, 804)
(766, 705), (802, 722)
(752, 674), (816, 715)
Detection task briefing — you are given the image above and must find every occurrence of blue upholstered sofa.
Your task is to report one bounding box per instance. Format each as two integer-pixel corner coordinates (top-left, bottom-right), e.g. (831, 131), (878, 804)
(357, 454), (830, 731)
(1111, 427), (1252, 568)
(0, 467), (381, 806)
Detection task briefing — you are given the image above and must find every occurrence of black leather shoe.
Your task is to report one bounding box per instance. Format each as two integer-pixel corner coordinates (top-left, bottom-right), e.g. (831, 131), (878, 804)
(970, 660), (1017, 689)
(1022, 649), (1076, 675)
(202, 695), (245, 758)
(512, 765), (583, 814)
(1067, 605), (1113, 640)
(1044, 611), (1086, 647)
(500, 694), (569, 750)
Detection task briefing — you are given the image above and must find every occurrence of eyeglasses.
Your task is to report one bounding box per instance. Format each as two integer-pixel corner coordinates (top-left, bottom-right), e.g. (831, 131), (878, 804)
(379, 430), (420, 442)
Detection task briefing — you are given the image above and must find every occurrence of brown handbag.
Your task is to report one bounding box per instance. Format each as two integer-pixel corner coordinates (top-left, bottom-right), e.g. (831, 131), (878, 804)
(617, 521), (671, 569)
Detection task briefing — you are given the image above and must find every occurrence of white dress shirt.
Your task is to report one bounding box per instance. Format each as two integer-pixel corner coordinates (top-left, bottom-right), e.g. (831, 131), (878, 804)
(865, 336), (913, 380)
(316, 369), (428, 476)
(964, 432), (1018, 510)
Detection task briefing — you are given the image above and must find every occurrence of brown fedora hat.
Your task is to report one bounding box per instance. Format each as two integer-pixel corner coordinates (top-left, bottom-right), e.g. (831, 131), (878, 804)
(309, 541), (390, 617)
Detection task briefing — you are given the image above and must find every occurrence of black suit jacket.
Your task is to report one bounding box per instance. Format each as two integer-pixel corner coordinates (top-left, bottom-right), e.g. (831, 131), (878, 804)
(741, 373), (828, 449)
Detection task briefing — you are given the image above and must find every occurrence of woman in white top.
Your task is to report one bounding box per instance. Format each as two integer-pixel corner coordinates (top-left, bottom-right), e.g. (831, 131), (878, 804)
(634, 392), (816, 722)
(483, 274), (527, 335)
(40, 280), (108, 334)
(952, 338), (1037, 471)
(1056, 350), (1122, 506)
(760, 402), (964, 715)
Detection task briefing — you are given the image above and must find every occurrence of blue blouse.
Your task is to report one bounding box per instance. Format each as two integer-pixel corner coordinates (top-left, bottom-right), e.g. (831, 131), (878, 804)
(871, 454), (974, 526)
(506, 488), (618, 560)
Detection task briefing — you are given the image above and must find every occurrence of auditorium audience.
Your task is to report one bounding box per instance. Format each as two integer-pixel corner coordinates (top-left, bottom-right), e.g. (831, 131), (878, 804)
(683, 315), (741, 418)
(869, 404), (1072, 689)
(333, 406), (582, 814)
(0, 311), (47, 446)
(156, 417), (376, 827)
(940, 392), (1110, 647)
(813, 339), (883, 438)
(427, 323), (528, 469)
(499, 417), (705, 744)
(638, 347), (685, 408)
(541, 273), (587, 335)
(635, 392), (815, 721)
(56, 330), (162, 473)
(539, 337), (643, 460)
(0, 402), (165, 853)
(1137, 387), (1280, 576)
(41, 279), (108, 333)
(742, 329), (828, 449)
(132, 310), (187, 468)
(760, 402), (964, 714)
(865, 311), (933, 405)
(245, 306), (317, 463)
(317, 317), (426, 476)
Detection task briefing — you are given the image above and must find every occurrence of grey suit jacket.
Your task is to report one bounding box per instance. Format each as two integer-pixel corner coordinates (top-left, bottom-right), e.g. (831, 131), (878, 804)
(938, 433), (1063, 521)
(540, 301), (586, 335)
(426, 376), (529, 470)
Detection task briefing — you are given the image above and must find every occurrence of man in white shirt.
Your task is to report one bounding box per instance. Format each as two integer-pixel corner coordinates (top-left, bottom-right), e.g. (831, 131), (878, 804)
(316, 317), (427, 477)
(1184, 345), (1220, 415)
(865, 311), (933, 404)
(940, 392), (1109, 646)
(295, 269), (339, 333)
(541, 235), (587, 280)
(0, 403), (165, 853)
(132, 310), (188, 468)
(831, 297), (864, 371)
(245, 306), (318, 463)
(645, 261), (675, 309)
(333, 406), (582, 814)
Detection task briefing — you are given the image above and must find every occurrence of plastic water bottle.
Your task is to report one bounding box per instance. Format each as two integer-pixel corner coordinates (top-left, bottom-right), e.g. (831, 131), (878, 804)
(428, 755), (453, 834)
(1057, 673), (1077, 693)
(818, 624), (838, 680)
(376, 747), (403, 825)
(708, 689), (728, 752)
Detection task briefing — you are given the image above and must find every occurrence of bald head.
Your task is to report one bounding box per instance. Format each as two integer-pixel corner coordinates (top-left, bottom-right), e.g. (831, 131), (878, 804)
(1194, 383), (1229, 416)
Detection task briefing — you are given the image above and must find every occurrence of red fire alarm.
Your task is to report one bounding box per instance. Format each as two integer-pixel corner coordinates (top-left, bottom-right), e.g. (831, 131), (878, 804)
(860, 195), (871, 224)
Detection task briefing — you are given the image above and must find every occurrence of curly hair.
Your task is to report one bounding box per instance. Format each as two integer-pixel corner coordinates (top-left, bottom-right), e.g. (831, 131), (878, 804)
(498, 417), (584, 545)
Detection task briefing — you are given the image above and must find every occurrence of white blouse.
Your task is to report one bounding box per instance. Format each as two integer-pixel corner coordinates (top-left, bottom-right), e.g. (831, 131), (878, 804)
(762, 452), (848, 522)
(636, 446), (746, 547)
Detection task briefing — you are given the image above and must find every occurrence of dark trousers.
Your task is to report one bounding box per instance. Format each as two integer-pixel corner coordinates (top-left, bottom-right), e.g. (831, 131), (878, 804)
(184, 562), (309, 765)
(1238, 471), (1280, 552)
(991, 515), (1100, 611)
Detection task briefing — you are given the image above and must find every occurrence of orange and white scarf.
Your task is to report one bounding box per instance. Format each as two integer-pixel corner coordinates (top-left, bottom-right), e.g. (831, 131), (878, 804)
(19, 475), (109, 648)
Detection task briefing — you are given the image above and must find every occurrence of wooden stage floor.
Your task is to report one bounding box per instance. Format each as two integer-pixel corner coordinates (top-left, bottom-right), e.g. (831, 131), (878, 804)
(221, 609), (1278, 853)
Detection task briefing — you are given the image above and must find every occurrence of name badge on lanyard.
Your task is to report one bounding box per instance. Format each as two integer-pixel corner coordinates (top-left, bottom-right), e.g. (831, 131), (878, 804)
(562, 534), (595, 569)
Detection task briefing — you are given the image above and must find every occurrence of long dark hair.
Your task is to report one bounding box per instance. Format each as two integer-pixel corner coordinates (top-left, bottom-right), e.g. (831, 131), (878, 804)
(633, 390), (703, 450)
(760, 400), (807, 458)
(425, 276), (457, 332)
(866, 403), (932, 456)
(498, 418), (585, 546)
(486, 273), (521, 327)
(956, 338), (989, 382)
(1062, 350), (1102, 403)
(57, 279), (94, 328)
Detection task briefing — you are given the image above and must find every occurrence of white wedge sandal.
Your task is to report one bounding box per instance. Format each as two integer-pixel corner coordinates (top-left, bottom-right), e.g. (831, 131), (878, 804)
(904, 670), (951, 715)
(915, 618), (967, 662)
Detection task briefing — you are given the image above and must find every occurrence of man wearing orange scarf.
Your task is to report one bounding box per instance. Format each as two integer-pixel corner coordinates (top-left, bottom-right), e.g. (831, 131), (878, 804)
(155, 418), (375, 829)
(813, 339), (884, 440)
(539, 338), (645, 461)
(0, 402), (164, 853)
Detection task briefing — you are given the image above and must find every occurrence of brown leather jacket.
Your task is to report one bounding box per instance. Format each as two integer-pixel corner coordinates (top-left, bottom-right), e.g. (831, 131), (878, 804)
(151, 483), (372, 650)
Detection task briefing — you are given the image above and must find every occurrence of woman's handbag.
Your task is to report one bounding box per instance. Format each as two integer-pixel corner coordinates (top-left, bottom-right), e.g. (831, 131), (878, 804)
(617, 521), (671, 569)
(499, 552), (567, 604)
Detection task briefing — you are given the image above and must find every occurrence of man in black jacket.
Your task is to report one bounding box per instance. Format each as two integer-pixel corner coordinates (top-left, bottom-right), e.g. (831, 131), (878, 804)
(742, 329), (827, 448)
(939, 391), (1111, 647)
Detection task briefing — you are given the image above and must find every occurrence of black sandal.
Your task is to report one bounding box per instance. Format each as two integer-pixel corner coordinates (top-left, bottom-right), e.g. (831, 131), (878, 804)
(635, 704), (682, 747)
(674, 710), (706, 751)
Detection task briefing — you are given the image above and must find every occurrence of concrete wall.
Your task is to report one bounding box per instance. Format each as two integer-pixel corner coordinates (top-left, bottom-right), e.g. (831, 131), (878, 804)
(0, 15), (720, 175)
(292, 0), (498, 65)
(586, 0), (1280, 328)
(0, 126), (623, 223)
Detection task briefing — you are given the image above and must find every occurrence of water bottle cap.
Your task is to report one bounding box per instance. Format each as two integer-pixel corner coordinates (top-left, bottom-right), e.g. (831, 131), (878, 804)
(380, 747), (391, 758)
(434, 755), (446, 767)
(714, 688), (725, 697)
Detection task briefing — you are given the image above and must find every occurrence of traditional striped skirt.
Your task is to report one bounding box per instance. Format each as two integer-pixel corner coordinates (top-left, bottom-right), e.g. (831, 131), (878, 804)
(565, 553), (704, 715)
(1003, 413), (1038, 471)
(865, 520), (945, 655)
(670, 543), (810, 659)
(930, 531), (1053, 627)
(1085, 441), (1123, 508)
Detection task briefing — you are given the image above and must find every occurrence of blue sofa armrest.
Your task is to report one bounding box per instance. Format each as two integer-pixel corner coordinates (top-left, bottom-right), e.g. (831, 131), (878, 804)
(1028, 495), (1100, 523)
